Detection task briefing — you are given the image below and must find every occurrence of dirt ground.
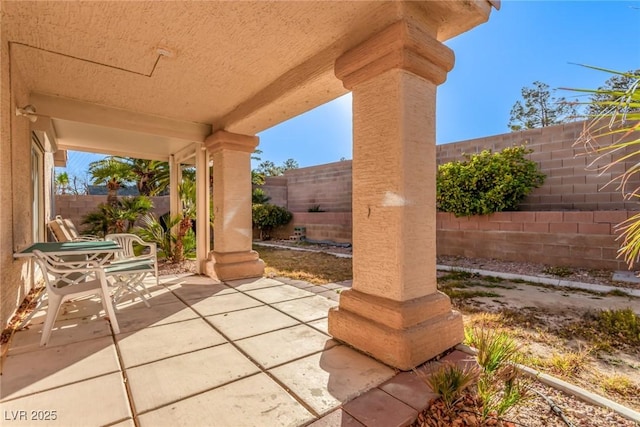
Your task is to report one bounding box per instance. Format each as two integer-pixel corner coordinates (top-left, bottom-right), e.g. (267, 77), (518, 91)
(439, 270), (640, 414)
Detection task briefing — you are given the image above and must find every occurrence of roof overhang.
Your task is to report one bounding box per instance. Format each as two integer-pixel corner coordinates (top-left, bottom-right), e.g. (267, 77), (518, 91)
(4, 1), (498, 160)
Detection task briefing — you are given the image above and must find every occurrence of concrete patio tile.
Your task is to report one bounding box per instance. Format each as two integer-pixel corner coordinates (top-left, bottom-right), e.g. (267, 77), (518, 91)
(316, 289), (341, 302)
(269, 345), (395, 415)
(1, 336), (118, 401)
(137, 373), (314, 427)
(272, 296), (337, 322)
(116, 287), (184, 310)
(159, 273), (211, 286)
(189, 292), (263, 316)
(115, 301), (199, 333)
(307, 318), (329, 335)
(206, 305), (299, 340)
(225, 276), (285, 291)
(336, 279), (353, 288)
(110, 419), (136, 427)
(169, 282), (236, 302)
(319, 283), (346, 291)
(441, 350), (478, 370)
(117, 318), (226, 367)
(9, 316), (113, 355)
(127, 344), (260, 413)
(379, 371), (438, 412)
(26, 297), (102, 326)
(245, 284), (315, 304)
(0, 372), (131, 427)
(235, 324), (338, 369)
(308, 409), (365, 427)
(343, 388), (417, 427)
(275, 277), (317, 290)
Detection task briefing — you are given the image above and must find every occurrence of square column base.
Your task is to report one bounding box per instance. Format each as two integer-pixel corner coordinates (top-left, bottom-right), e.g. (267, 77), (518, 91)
(204, 250), (265, 281)
(328, 289), (463, 370)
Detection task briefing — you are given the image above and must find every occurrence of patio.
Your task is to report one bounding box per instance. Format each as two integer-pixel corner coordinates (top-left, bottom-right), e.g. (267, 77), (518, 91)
(0, 274), (448, 427)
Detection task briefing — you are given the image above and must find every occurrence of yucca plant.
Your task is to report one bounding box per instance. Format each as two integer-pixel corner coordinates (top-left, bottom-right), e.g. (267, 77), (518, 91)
(468, 327), (532, 421)
(416, 361), (479, 412)
(567, 66), (640, 268)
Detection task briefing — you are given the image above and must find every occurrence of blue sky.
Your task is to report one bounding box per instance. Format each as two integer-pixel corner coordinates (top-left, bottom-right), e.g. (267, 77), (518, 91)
(64, 1), (639, 177)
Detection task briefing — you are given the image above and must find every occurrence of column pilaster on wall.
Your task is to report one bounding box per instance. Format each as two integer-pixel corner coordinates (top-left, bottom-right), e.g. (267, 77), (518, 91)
(169, 154), (182, 228)
(203, 130), (264, 281)
(195, 143), (210, 274)
(328, 17), (463, 370)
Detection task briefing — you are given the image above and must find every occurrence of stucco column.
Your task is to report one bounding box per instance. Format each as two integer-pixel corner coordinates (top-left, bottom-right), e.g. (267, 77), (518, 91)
(328, 19), (463, 370)
(203, 130), (264, 280)
(195, 143), (210, 274)
(169, 153), (182, 232)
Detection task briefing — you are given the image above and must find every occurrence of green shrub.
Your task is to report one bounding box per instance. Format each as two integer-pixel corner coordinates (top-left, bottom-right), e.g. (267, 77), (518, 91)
(82, 196), (153, 237)
(252, 204), (293, 240)
(437, 145), (545, 216)
(252, 188), (271, 204)
(596, 308), (640, 345)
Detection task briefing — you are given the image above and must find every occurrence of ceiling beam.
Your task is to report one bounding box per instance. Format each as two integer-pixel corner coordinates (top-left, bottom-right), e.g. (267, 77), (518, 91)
(31, 93), (212, 142)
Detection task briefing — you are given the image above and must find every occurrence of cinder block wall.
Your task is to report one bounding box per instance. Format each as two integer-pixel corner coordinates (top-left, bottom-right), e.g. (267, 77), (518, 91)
(437, 121), (640, 211)
(55, 195), (170, 233)
(437, 211), (632, 270)
(281, 160), (352, 212)
(258, 176), (287, 207)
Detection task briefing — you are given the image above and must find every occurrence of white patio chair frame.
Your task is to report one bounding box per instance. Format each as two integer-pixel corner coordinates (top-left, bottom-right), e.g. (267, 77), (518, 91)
(47, 215), (99, 242)
(105, 233), (159, 304)
(32, 249), (120, 346)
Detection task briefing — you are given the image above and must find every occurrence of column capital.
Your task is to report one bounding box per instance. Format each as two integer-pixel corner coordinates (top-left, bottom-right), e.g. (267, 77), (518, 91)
(335, 19), (454, 90)
(205, 130), (259, 154)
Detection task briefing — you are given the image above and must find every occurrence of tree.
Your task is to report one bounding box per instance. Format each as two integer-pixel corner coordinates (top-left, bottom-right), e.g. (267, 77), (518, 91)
(508, 81), (579, 131)
(55, 171), (70, 195)
(256, 160), (282, 177)
(88, 156), (170, 203)
(281, 158), (299, 171)
(253, 158), (299, 183)
(586, 69), (640, 116)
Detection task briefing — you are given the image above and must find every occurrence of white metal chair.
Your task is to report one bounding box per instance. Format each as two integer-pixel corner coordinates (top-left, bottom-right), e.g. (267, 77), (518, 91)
(32, 249), (120, 346)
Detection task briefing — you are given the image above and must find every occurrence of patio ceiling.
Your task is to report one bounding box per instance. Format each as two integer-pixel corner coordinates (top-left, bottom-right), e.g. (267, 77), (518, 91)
(3, 1), (496, 159)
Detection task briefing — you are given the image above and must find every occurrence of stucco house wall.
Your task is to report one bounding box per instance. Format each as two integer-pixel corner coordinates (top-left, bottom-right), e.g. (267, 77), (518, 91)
(0, 35), (42, 328)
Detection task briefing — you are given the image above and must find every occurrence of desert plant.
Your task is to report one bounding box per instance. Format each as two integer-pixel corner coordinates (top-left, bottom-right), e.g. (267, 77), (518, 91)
(416, 362), (479, 412)
(81, 196), (153, 237)
(467, 327), (532, 420)
(136, 213), (196, 262)
(437, 145), (545, 216)
(568, 67), (640, 267)
(252, 188), (271, 204)
(595, 308), (640, 345)
(252, 204), (292, 240)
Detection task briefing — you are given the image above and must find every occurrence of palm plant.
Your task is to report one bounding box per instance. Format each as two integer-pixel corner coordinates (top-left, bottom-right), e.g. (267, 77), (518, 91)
(173, 177), (197, 262)
(569, 66), (640, 267)
(88, 156), (171, 203)
(81, 196), (153, 237)
(55, 171), (70, 195)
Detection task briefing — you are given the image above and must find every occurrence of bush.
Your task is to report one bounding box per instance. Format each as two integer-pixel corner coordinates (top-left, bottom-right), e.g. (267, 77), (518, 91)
(437, 145), (545, 216)
(82, 196), (153, 237)
(252, 188), (271, 204)
(252, 204), (292, 240)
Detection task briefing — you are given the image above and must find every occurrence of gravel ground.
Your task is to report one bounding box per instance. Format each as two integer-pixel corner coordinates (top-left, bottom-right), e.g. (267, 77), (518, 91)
(508, 381), (637, 426)
(264, 240), (640, 291)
